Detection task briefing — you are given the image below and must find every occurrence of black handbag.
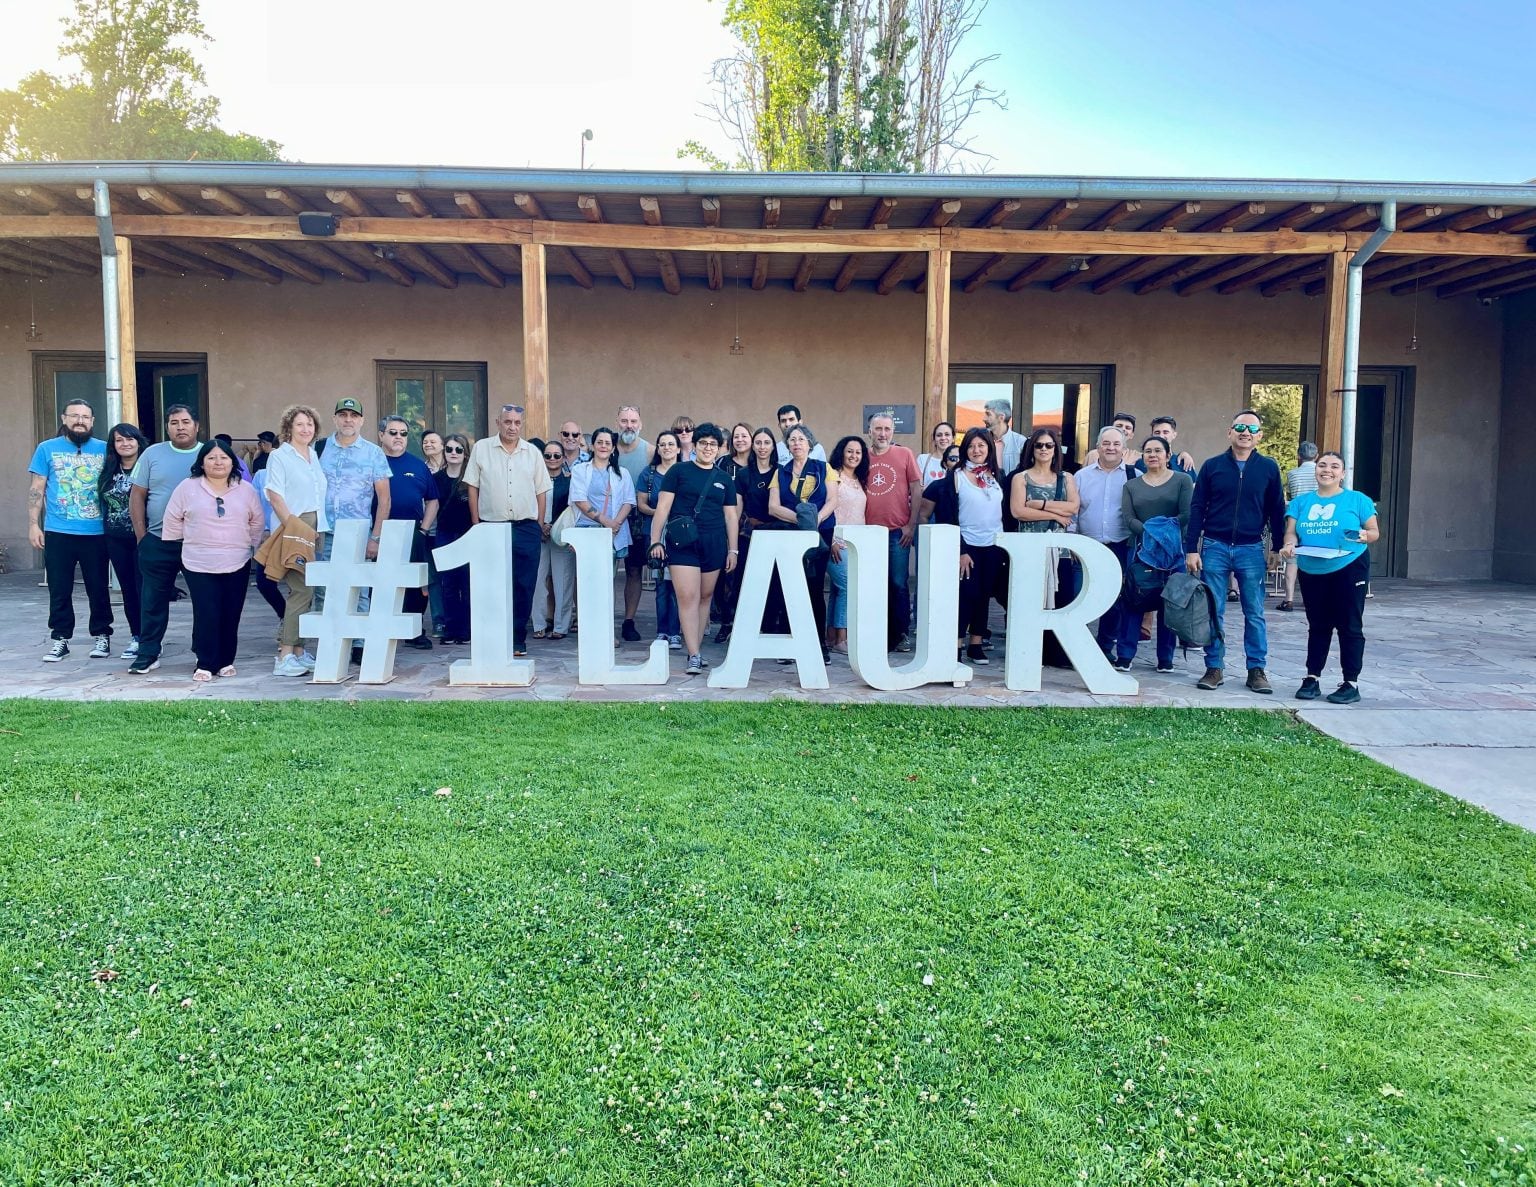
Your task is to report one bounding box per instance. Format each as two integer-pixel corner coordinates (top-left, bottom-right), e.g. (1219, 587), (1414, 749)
(663, 480), (711, 549)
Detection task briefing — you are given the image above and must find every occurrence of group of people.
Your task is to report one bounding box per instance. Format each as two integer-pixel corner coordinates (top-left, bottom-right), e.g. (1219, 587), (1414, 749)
(28, 396), (1378, 700)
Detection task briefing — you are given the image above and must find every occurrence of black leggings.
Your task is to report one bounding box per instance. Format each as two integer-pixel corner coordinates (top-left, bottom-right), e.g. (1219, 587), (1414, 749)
(106, 532), (142, 637)
(1297, 553), (1369, 682)
(960, 542), (1002, 639)
(185, 567), (250, 672)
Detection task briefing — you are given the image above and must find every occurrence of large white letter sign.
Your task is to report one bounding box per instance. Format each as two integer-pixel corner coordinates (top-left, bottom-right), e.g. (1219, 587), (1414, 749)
(994, 533), (1136, 695)
(565, 527), (668, 685)
(709, 530), (828, 689)
(432, 523), (534, 686)
(840, 524), (970, 691)
(301, 519), (426, 684)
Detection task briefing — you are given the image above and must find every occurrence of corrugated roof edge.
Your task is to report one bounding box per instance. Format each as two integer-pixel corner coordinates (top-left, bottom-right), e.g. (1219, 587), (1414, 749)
(0, 161), (1534, 208)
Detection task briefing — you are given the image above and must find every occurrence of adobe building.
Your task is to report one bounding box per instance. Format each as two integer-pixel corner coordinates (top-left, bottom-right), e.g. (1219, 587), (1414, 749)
(1, 162), (1533, 583)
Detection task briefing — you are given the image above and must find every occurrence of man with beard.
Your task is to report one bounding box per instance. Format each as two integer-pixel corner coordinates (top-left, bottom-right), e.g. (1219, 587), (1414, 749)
(127, 403), (203, 673)
(614, 404), (652, 642)
(28, 399), (113, 662)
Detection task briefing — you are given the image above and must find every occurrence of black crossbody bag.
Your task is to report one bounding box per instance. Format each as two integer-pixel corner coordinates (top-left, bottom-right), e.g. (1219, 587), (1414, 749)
(663, 479), (713, 549)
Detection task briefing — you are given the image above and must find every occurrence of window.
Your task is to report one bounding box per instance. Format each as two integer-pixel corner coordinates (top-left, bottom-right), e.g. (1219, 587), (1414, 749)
(32, 352), (210, 443)
(950, 365), (1111, 470)
(377, 361), (488, 451)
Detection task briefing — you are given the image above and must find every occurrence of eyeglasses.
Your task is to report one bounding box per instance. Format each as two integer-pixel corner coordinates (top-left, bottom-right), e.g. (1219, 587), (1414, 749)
(214, 496), (226, 518)
(1231, 422), (1261, 434)
(544, 451), (564, 460)
(560, 430), (582, 438)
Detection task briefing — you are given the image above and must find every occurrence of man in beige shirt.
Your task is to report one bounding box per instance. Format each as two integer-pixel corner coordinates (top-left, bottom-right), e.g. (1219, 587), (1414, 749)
(465, 404), (552, 656)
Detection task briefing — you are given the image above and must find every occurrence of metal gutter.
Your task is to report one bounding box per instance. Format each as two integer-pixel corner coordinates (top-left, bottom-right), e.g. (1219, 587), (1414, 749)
(2, 161), (1535, 209)
(1340, 202), (1397, 488)
(92, 181), (123, 429)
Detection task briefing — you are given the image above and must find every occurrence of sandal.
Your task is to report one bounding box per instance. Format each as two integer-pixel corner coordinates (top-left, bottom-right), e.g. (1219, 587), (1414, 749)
(532, 629), (548, 639)
(549, 632), (566, 640)
(217, 665), (238, 677)
(192, 668), (213, 682)
(1277, 600), (1293, 612)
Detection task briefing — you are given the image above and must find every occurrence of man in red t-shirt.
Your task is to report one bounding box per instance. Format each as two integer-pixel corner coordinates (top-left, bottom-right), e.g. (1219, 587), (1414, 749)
(862, 412), (922, 651)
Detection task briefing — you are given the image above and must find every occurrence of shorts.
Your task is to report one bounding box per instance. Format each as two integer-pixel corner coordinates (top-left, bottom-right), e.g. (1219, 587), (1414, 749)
(624, 520), (649, 571)
(666, 534), (727, 574)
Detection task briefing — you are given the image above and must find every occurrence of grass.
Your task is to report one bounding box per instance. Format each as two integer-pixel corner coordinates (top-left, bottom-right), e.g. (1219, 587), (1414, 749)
(0, 700), (1533, 1186)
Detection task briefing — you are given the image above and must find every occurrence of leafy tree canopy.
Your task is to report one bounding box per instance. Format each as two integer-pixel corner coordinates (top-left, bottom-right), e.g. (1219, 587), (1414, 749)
(0, 0), (281, 162)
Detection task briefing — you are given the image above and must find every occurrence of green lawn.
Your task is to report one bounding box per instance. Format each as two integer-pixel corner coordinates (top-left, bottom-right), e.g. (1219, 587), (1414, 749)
(1, 702), (1532, 1186)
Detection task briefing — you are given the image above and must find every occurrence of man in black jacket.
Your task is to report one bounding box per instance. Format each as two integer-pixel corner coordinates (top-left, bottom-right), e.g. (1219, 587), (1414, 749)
(1184, 410), (1287, 693)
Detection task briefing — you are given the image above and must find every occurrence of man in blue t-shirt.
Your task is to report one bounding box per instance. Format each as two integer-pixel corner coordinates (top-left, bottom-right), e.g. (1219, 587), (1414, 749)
(28, 400), (114, 662)
(317, 398), (392, 627)
(378, 415), (439, 649)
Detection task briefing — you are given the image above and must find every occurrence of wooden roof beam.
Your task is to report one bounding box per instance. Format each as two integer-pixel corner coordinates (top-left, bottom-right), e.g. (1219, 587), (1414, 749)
(1259, 260), (1326, 296)
(576, 194), (634, 290)
(1436, 259), (1536, 298)
(401, 187), (503, 287)
(637, 196), (680, 294)
(395, 190), (433, 218)
(453, 191), (519, 277)
(884, 199), (960, 294)
(11, 186), (64, 213)
(131, 239), (235, 280)
(835, 198), (897, 292)
(1088, 255), (1165, 294)
(198, 184), (364, 281)
(1092, 203), (1209, 293)
(1030, 199), (1078, 230)
(513, 193), (589, 290)
(341, 243), (414, 286)
(1215, 255), (1315, 295)
(1308, 204), (1380, 232)
(1157, 205), (1326, 294)
(1387, 258), (1492, 294)
(1490, 208), (1536, 235)
(1423, 206), (1503, 232)
(1395, 204), (1444, 231)
(1473, 269), (1536, 299)
(336, 187), (454, 286)
(0, 241), (96, 275)
(978, 199), (1020, 228)
(395, 244), (457, 288)
(750, 197), (780, 290)
(1005, 257), (1053, 292)
(1086, 200), (1142, 231)
(792, 198), (841, 291)
(962, 253), (1008, 293)
(0, 244), (55, 277)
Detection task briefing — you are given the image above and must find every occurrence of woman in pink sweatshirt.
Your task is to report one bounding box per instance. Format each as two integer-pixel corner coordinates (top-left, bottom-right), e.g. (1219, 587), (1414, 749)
(162, 440), (266, 681)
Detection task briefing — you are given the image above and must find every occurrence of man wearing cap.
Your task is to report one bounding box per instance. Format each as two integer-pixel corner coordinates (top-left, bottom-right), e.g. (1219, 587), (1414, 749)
(465, 403), (551, 658)
(319, 398), (392, 618)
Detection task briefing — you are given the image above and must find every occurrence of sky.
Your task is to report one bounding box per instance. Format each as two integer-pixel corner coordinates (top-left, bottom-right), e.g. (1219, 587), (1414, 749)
(2, 0), (1533, 183)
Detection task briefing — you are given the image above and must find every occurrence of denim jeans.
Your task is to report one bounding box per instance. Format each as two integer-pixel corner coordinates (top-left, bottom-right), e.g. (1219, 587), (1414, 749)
(1092, 538), (1131, 657)
(1199, 539), (1268, 671)
(826, 550), (849, 630)
(655, 578), (680, 637)
(1117, 605), (1176, 668)
(887, 529), (911, 645)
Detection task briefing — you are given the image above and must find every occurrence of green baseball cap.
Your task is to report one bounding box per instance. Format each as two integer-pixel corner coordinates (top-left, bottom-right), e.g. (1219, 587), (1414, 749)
(334, 398), (364, 414)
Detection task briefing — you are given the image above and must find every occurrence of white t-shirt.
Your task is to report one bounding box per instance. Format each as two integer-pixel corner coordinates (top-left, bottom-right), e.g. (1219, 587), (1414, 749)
(916, 451), (947, 488)
(263, 442), (330, 533)
(955, 470), (1003, 547)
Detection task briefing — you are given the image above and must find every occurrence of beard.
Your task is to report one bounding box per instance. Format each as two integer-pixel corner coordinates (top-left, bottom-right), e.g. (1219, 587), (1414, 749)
(619, 430), (638, 446)
(65, 425), (93, 446)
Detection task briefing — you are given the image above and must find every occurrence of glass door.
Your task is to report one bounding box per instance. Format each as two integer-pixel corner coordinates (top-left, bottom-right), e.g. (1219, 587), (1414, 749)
(950, 365), (1111, 470)
(378, 362), (487, 451)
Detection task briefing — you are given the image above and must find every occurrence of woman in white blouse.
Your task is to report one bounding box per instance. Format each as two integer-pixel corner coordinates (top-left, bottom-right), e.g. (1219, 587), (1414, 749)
(261, 404), (328, 677)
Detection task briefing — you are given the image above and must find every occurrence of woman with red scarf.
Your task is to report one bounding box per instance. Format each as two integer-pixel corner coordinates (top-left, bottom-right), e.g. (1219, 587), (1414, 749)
(918, 427), (1004, 666)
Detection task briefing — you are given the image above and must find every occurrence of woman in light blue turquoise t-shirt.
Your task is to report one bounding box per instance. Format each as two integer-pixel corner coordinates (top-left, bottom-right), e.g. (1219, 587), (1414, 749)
(1280, 451), (1380, 705)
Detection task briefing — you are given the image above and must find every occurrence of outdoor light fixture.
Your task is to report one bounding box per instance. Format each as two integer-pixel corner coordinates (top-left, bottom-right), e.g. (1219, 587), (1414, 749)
(1068, 256), (1091, 272)
(299, 212), (338, 237)
(372, 245), (397, 261)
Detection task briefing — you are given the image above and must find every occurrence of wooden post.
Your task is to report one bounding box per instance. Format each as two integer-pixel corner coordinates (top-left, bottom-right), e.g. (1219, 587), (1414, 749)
(520, 242), (549, 442)
(115, 236), (137, 420)
(1318, 251), (1348, 451)
(923, 249), (951, 440)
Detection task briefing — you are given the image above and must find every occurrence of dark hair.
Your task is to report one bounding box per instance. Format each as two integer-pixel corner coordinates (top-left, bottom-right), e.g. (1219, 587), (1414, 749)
(693, 422), (725, 448)
(1022, 426), (1064, 476)
(214, 433), (234, 447)
(165, 403), (197, 423)
(1111, 411), (1137, 429)
(650, 430), (680, 468)
(830, 435), (869, 487)
(941, 447), (961, 469)
(1234, 409), (1262, 425)
(257, 430), (278, 445)
(1140, 435), (1171, 457)
(931, 420), (956, 447)
(588, 426), (622, 474)
(441, 433), (473, 505)
(750, 428), (779, 473)
(190, 438), (241, 482)
(1318, 450), (1345, 464)
(730, 422), (753, 455)
(1150, 415), (1177, 432)
(957, 427), (1001, 482)
(776, 403), (801, 421)
(98, 423), (149, 500)
(1297, 441), (1319, 461)
(62, 398), (94, 415)
(528, 436), (548, 454)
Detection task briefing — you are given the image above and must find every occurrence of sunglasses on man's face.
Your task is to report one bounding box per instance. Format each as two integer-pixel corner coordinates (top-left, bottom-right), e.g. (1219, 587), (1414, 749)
(560, 430), (582, 438)
(1231, 423), (1261, 434)
(384, 429), (409, 437)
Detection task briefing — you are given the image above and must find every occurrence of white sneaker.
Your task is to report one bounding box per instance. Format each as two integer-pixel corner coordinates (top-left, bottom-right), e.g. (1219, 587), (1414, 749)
(122, 637), (140, 660)
(273, 654), (309, 678)
(295, 651), (317, 672)
(669, 635), (683, 651)
(43, 639), (69, 662)
(89, 636), (111, 659)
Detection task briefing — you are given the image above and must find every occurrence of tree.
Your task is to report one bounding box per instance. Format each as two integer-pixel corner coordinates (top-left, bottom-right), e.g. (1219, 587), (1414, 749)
(1250, 384), (1304, 472)
(0, 0), (281, 162)
(680, 0), (1004, 173)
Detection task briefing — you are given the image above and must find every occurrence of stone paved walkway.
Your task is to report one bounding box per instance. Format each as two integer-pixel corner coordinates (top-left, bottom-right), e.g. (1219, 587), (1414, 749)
(6, 571), (1534, 825)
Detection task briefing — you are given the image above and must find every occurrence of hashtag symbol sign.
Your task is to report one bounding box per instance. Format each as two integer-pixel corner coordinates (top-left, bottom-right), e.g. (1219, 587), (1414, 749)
(300, 520), (427, 683)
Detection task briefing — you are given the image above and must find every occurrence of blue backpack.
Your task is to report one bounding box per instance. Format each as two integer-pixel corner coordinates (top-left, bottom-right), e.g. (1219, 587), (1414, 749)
(1124, 515), (1184, 613)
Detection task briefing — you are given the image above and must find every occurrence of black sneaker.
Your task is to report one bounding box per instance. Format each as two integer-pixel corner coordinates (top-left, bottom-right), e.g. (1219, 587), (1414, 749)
(965, 644), (990, 666)
(1326, 682), (1361, 704)
(407, 634), (433, 650)
(685, 654), (703, 675)
(128, 654), (160, 674)
(1295, 676), (1322, 701)
(714, 624), (733, 644)
(1113, 657), (1133, 672)
(621, 619), (641, 642)
(1155, 662), (1175, 673)
(43, 639), (70, 663)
